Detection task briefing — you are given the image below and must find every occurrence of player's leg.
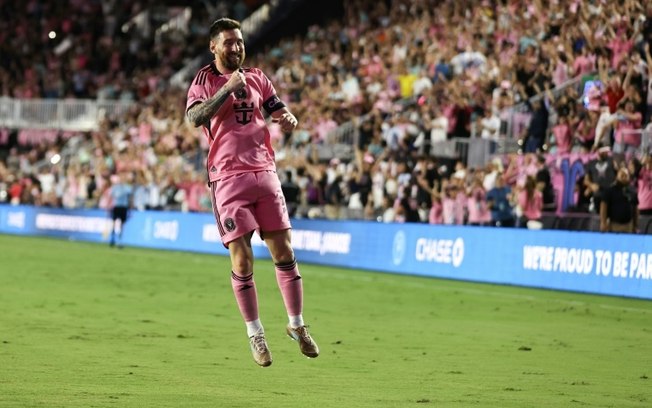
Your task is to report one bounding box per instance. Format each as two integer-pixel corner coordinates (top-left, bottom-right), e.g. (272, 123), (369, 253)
(229, 234), (272, 367)
(228, 232), (263, 336)
(210, 175), (271, 366)
(109, 207), (119, 247)
(116, 208), (127, 247)
(264, 229), (319, 358)
(254, 171), (302, 324)
(255, 170), (319, 358)
(264, 229), (301, 323)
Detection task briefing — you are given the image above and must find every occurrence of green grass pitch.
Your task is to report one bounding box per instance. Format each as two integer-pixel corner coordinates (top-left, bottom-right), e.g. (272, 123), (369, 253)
(0, 234), (651, 407)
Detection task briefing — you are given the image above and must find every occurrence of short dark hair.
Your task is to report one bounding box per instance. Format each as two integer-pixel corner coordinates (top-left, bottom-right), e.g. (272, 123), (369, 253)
(209, 18), (241, 39)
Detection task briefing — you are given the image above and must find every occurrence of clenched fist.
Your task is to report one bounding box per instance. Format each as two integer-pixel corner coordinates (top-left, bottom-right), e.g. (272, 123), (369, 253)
(274, 112), (298, 133)
(226, 70), (246, 94)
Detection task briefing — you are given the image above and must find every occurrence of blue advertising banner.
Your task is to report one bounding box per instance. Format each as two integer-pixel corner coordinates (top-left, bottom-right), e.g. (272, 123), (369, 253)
(1, 205), (650, 300)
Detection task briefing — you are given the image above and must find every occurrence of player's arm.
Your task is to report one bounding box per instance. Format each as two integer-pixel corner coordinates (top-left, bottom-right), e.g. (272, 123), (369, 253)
(187, 71), (246, 127)
(260, 71), (295, 133)
(187, 87), (232, 127)
(271, 107), (298, 133)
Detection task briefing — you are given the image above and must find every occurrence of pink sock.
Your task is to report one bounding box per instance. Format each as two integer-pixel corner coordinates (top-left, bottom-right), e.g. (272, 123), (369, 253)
(231, 271), (259, 322)
(275, 259), (303, 316)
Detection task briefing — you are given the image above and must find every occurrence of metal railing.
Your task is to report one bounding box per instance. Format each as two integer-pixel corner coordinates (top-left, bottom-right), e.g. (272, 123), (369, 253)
(0, 97), (134, 131)
(500, 74), (591, 140)
(620, 129), (652, 154)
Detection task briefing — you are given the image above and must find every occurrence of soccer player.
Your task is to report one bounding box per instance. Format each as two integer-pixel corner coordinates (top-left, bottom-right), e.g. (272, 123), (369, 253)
(185, 17), (319, 367)
(108, 171), (133, 248)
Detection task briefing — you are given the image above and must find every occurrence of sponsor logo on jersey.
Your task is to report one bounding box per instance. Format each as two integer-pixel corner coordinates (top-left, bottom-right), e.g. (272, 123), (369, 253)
(234, 101), (254, 125)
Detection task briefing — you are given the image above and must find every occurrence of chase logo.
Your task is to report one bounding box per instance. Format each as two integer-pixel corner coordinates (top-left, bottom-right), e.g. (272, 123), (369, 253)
(415, 237), (465, 267)
(153, 220), (179, 241)
(392, 231), (406, 266)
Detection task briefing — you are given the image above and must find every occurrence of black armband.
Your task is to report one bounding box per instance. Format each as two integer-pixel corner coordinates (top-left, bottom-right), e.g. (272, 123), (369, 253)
(262, 95), (286, 115)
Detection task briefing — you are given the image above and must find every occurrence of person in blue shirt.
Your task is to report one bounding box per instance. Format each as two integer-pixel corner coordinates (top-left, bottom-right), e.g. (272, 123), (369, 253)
(486, 175), (515, 227)
(109, 171), (133, 247)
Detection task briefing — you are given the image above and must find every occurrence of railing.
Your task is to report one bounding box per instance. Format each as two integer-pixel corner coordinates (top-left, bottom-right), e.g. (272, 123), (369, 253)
(500, 74), (591, 140)
(0, 97), (134, 131)
(541, 212), (652, 235)
(620, 129), (652, 154)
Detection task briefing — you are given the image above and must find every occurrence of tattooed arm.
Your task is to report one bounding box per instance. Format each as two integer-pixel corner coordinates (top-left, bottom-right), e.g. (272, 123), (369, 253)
(187, 87), (232, 127)
(187, 70), (247, 127)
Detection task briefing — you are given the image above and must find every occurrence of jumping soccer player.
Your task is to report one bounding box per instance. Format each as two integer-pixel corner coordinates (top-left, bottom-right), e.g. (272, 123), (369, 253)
(185, 17), (318, 367)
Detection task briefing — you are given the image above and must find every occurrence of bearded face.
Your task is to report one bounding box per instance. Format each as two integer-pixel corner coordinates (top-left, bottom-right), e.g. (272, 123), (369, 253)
(212, 29), (245, 71)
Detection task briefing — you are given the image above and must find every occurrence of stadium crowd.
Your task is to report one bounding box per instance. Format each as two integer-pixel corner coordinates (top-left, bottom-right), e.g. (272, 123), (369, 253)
(1, 0), (652, 230)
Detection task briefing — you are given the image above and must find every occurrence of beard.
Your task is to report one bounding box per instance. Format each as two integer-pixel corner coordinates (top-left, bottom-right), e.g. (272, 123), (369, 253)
(220, 51), (245, 71)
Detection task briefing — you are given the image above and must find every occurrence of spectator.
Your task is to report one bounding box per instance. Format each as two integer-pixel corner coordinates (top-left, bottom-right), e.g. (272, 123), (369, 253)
(593, 101), (615, 151)
(550, 114), (573, 154)
(395, 189), (421, 223)
(644, 43), (652, 124)
(132, 171), (149, 211)
(569, 174), (596, 214)
(535, 155), (557, 212)
(574, 107), (599, 152)
(486, 175), (515, 227)
(517, 175), (543, 228)
(586, 146), (617, 210)
(324, 174), (344, 220)
(379, 195), (396, 223)
(523, 98), (549, 153)
(599, 58), (625, 114)
(637, 155), (652, 216)
(428, 190), (443, 225)
(281, 170), (301, 218)
(600, 167), (638, 233)
(610, 99), (643, 156)
(479, 108), (501, 140)
(466, 177), (491, 226)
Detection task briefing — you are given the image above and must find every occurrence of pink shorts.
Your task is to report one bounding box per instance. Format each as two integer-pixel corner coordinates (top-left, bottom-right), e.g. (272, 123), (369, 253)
(209, 170), (291, 247)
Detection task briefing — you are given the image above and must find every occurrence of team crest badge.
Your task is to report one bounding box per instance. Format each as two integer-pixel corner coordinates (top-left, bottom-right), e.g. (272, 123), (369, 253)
(224, 218), (236, 232)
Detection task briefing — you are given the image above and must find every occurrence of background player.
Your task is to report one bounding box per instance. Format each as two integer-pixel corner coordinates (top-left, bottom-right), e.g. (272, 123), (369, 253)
(108, 171), (133, 248)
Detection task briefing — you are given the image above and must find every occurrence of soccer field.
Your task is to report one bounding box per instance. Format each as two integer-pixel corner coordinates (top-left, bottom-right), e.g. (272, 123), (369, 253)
(1, 234), (650, 407)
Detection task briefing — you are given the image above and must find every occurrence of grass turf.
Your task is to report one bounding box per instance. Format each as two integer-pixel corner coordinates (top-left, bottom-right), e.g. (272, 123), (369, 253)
(0, 234), (650, 407)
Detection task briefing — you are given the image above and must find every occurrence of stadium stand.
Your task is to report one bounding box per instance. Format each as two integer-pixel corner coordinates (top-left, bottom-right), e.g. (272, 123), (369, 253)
(1, 0), (651, 233)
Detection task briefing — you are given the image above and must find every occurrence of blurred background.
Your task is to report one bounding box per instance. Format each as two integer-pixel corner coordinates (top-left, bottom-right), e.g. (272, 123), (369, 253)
(1, 0), (651, 232)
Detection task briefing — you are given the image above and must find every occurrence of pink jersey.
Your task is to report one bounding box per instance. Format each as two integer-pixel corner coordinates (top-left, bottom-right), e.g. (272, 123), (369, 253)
(614, 113), (642, 146)
(429, 200), (443, 224)
(186, 62), (286, 182)
(467, 187), (491, 224)
(553, 123), (572, 154)
(637, 167), (652, 211)
(518, 190), (543, 221)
